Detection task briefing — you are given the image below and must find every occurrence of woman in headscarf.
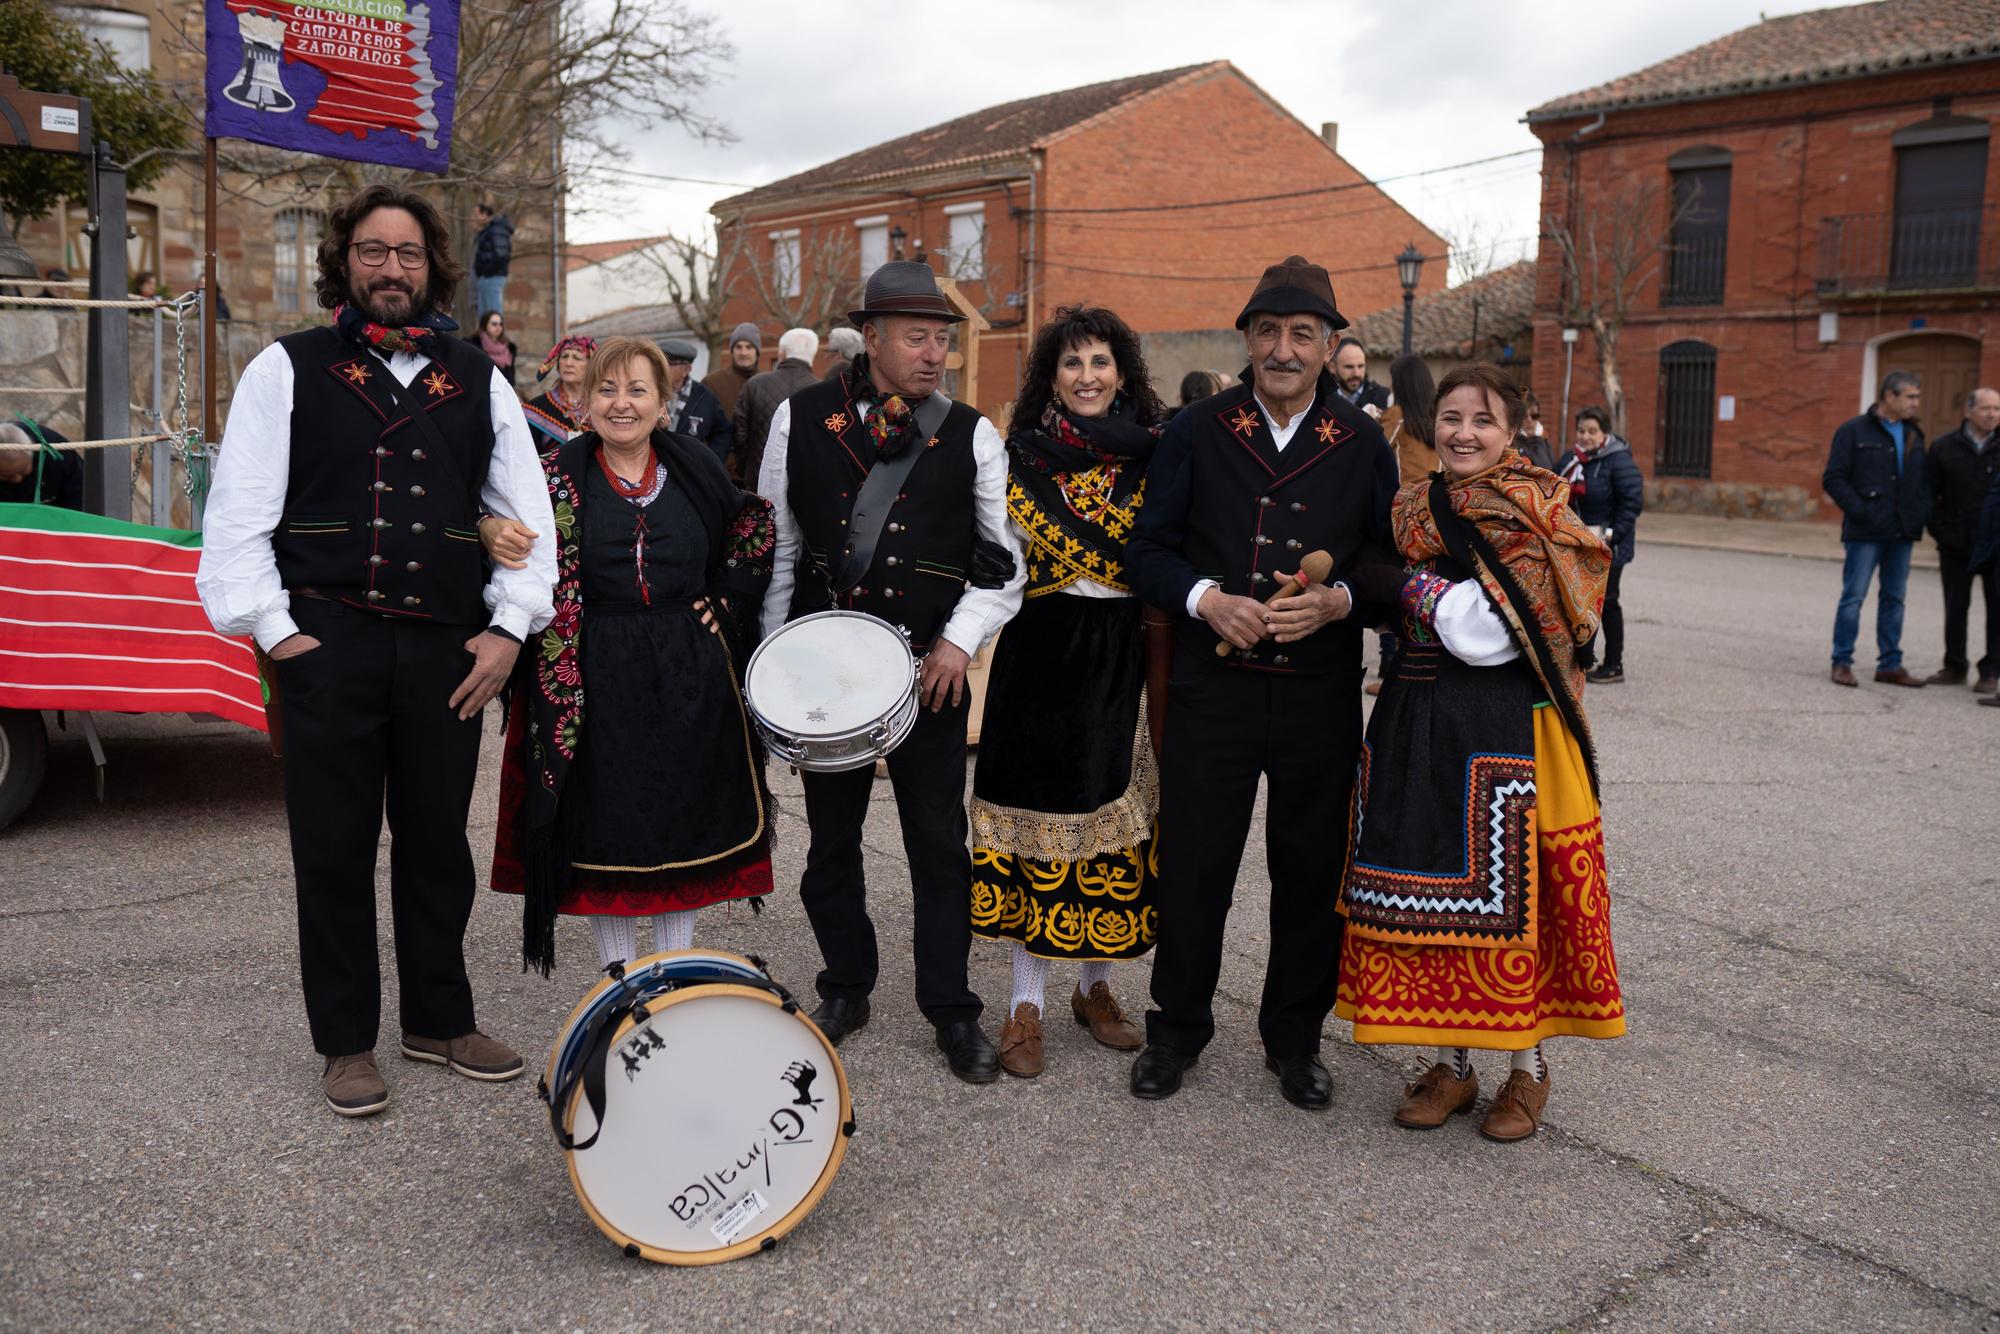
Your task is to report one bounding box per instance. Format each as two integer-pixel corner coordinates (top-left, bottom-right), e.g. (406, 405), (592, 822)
(490, 337), (777, 975)
(970, 305), (1165, 1078)
(524, 333), (596, 453)
(1335, 361), (1624, 1142)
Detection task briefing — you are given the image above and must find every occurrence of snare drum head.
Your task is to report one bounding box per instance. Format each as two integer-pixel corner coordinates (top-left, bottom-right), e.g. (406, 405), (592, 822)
(746, 612), (913, 736)
(563, 984), (852, 1265)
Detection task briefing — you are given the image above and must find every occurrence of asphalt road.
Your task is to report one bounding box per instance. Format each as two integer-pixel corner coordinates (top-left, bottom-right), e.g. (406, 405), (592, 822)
(2, 542), (1996, 1332)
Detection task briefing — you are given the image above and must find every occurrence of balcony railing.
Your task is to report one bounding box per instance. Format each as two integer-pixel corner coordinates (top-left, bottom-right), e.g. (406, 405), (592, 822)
(1817, 206), (1998, 295)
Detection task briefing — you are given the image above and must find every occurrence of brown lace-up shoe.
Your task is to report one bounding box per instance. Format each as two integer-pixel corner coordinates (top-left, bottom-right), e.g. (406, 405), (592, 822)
(1975, 674), (1998, 695)
(323, 1052), (388, 1118)
(999, 1002), (1044, 1078)
(1873, 668), (1926, 688)
(1830, 665), (1857, 687)
(1071, 982), (1144, 1050)
(400, 1030), (524, 1082)
(1393, 1062), (1479, 1129)
(1480, 1069), (1552, 1142)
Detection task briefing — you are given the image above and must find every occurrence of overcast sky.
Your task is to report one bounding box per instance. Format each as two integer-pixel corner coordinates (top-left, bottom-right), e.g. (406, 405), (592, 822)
(570, 0), (1850, 279)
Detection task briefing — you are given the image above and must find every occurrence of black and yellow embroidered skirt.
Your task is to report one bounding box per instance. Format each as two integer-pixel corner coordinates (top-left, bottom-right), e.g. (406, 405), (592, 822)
(969, 594), (1157, 961)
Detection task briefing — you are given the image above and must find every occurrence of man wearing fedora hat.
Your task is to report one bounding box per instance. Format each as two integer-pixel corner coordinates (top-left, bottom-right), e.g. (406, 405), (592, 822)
(758, 260), (1025, 1083)
(1124, 255), (1403, 1107)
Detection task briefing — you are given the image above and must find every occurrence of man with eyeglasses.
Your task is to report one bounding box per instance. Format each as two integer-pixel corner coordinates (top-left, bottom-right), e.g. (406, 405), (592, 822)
(198, 185), (557, 1119)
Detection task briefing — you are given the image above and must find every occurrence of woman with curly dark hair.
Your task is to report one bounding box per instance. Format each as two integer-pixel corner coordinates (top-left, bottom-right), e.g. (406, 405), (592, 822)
(969, 305), (1167, 1078)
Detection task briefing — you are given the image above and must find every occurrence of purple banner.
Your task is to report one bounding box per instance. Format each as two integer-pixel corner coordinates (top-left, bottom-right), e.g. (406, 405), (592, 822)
(204, 0), (459, 174)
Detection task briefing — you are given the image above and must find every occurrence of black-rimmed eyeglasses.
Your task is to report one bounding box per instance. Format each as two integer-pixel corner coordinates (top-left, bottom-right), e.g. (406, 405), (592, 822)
(349, 240), (429, 268)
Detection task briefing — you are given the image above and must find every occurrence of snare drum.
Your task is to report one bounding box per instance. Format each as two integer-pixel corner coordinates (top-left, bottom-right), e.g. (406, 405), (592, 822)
(743, 609), (919, 772)
(542, 950), (854, 1265)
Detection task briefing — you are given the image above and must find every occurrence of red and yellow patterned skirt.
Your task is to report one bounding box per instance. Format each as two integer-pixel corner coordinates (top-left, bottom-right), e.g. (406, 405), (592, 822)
(1336, 705), (1625, 1050)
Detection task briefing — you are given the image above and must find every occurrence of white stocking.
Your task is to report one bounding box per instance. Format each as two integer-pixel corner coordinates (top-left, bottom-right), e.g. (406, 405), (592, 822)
(1510, 1044), (1546, 1082)
(1077, 960), (1113, 995)
(655, 909), (697, 953)
(590, 916), (639, 971)
(1439, 1046), (1472, 1080)
(1009, 942), (1049, 1013)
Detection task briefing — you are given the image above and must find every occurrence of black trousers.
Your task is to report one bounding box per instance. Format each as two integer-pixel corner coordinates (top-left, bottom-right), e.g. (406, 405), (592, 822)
(797, 693), (981, 1026)
(1145, 654), (1360, 1060)
(1602, 561), (1626, 669)
(275, 597), (483, 1057)
(1939, 548), (1999, 677)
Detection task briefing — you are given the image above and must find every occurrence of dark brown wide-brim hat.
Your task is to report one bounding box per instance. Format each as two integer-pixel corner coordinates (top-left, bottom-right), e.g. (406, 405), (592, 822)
(848, 259), (967, 326)
(1234, 254), (1348, 331)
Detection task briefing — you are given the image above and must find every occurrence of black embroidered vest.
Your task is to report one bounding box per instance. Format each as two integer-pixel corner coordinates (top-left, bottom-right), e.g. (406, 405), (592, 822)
(781, 374), (978, 651)
(1179, 375), (1389, 677)
(272, 326), (497, 627)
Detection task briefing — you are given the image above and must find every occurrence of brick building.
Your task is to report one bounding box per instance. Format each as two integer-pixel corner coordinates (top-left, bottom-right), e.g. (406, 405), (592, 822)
(1527, 0), (2000, 519)
(1349, 259), (1536, 392)
(710, 62), (1444, 422)
(8, 1), (562, 446)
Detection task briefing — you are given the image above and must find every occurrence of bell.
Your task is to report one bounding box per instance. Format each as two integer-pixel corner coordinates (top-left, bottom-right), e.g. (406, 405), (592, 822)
(222, 11), (296, 113)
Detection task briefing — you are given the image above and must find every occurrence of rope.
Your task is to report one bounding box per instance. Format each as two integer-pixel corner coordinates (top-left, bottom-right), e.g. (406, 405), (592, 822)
(0, 436), (173, 452)
(0, 387), (86, 395)
(0, 277), (90, 289)
(0, 294), (172, 310)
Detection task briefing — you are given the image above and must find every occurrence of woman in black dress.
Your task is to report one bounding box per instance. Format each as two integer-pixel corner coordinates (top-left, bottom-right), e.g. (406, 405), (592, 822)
(491, 336), (776, 974)
(970, 306), (1165, 1077)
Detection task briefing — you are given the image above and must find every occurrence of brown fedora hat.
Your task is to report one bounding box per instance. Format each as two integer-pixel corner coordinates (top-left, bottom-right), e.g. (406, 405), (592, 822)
(1234, 254), (1348, 331)
(848, 259), (967, 326)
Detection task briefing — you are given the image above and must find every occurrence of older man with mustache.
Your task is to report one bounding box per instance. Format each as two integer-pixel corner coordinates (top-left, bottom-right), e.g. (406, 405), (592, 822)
(198, 185), (556, 1118)
(1123, 255), (1403, 1107)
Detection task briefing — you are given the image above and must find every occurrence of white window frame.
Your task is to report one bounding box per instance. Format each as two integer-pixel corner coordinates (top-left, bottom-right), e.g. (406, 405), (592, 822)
(769, 228), (802, 299)
(60, 6), (151, 72)
(274, 208), (325, 315)
(943, 202), (986, 281)
(855, 214), (889, 284)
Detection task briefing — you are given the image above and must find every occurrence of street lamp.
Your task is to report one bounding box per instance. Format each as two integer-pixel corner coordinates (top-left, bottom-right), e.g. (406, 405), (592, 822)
(889, 225), (907, 260)
(1396, 242), (1425, 358)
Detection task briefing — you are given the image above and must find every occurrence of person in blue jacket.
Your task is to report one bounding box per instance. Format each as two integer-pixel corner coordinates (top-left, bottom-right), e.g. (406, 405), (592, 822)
(1561, 406), (1644, 683)
(1822, 372), (1931, 688)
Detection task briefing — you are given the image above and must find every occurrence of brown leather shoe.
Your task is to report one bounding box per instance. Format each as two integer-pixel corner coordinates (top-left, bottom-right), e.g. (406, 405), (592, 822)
(1480, 1069), (1551, 1142)
(1873, 668), (1926, 687)
(1830, 664), (1857, 687)
(1975, 674), (1998, 695)
(323, 1052), (388, 1118)
(1393, 1062), (1479, 1129)
(400, 1030), (524, 1082)
(1071, 982), (1144, 1050)
(1982, 693), (2000, 707)
(1926, 667), (1968, 686)
(999, 1002), (1044, 1078)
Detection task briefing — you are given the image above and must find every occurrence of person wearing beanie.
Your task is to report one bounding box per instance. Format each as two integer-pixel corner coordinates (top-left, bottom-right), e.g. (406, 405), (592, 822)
(704, 321), (762, 420)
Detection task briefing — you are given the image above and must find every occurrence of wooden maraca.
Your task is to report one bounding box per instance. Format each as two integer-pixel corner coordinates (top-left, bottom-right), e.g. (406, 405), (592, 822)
(1214, 549), (1335, 656)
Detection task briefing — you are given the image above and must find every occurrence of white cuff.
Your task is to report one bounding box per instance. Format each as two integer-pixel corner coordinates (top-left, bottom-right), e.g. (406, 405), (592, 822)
(1186, 578), (1218, 620)
(253, 606), (300, 653)
(488, 602), (533, 642)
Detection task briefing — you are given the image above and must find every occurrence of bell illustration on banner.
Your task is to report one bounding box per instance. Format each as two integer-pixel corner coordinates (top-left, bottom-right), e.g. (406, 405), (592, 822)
(221, 11), (296, 113)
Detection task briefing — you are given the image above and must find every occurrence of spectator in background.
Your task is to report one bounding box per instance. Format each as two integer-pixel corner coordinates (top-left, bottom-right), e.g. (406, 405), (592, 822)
(823, 326), (863, 381)
(1516, 389), (1558, 471)
(1563, 406), (1644, 684)
(473, 310), (518, 389)
(660, 337), (732, 467)
(471, 203), (512, 317)
(0, 421), (83, 509)
(704, 322), (762, 422)
(1972, 470), (2000, 709)
(1332, 336), (1389, 415)
(1178, 369), (1222, 407)
(732, 326), (819, 487)
(1823, 371), (1930, 689)
(37, 267), (70, 299)
(132, 271), (160, 302)
(1923, 386), (2000, 694)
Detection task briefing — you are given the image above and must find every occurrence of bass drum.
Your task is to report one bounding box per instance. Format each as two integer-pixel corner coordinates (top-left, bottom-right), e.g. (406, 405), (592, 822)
(542, 950), (854, 1265)
(742, 610), (918, 772)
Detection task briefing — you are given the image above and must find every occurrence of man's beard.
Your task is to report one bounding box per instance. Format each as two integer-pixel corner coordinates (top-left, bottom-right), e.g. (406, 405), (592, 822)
(351, 275), (426, 327)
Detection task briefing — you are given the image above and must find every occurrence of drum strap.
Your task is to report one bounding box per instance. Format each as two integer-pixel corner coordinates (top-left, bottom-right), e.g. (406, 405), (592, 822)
(832, 391), (953, 594)
(544, 965), (804, 1152)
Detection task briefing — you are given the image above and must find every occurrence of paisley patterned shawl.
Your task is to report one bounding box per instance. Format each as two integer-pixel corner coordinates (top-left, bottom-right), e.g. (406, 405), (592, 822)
(1394, 450), (1611, 781)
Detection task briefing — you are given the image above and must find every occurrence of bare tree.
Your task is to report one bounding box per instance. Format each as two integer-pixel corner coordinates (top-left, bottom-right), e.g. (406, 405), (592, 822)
(1544, 179), (1696, 438)
(628, 227), (747, 352)
(1438, 210), (1510, 287)
(735, 224), (861, 337)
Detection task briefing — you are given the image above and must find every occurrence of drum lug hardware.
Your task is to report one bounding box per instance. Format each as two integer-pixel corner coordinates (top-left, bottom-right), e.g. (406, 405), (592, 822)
(842, 1118), (857, 1137)
(759, 1237), (778, 1254)
(622, 1244), (641, 1259)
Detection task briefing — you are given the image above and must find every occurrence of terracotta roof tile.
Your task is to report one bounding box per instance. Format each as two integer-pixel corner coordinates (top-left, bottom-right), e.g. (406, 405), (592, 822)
(564, 235), (673, 272)
(1349, 261), (1536, 359)
(716, 63), (1221, 214)
(1528, 0), (2000, 121)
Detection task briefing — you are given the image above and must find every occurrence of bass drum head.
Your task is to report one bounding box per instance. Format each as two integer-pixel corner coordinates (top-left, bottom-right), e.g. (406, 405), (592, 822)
(746, 611), (913, 737)
(562, 983), (853, 1265)
(544, 949), (769, 1094)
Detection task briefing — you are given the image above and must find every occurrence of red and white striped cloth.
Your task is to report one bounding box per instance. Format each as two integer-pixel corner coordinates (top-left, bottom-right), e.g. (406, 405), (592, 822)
(0, 502), (269, 732)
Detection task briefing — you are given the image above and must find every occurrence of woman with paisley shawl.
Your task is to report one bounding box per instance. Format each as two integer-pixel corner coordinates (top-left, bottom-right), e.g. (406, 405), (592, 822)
(521, 334), (595, 454)
(1335, 362), (1625, 1142)
(489, 337), (778, 976)
(969, 306), (1165, 1078)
